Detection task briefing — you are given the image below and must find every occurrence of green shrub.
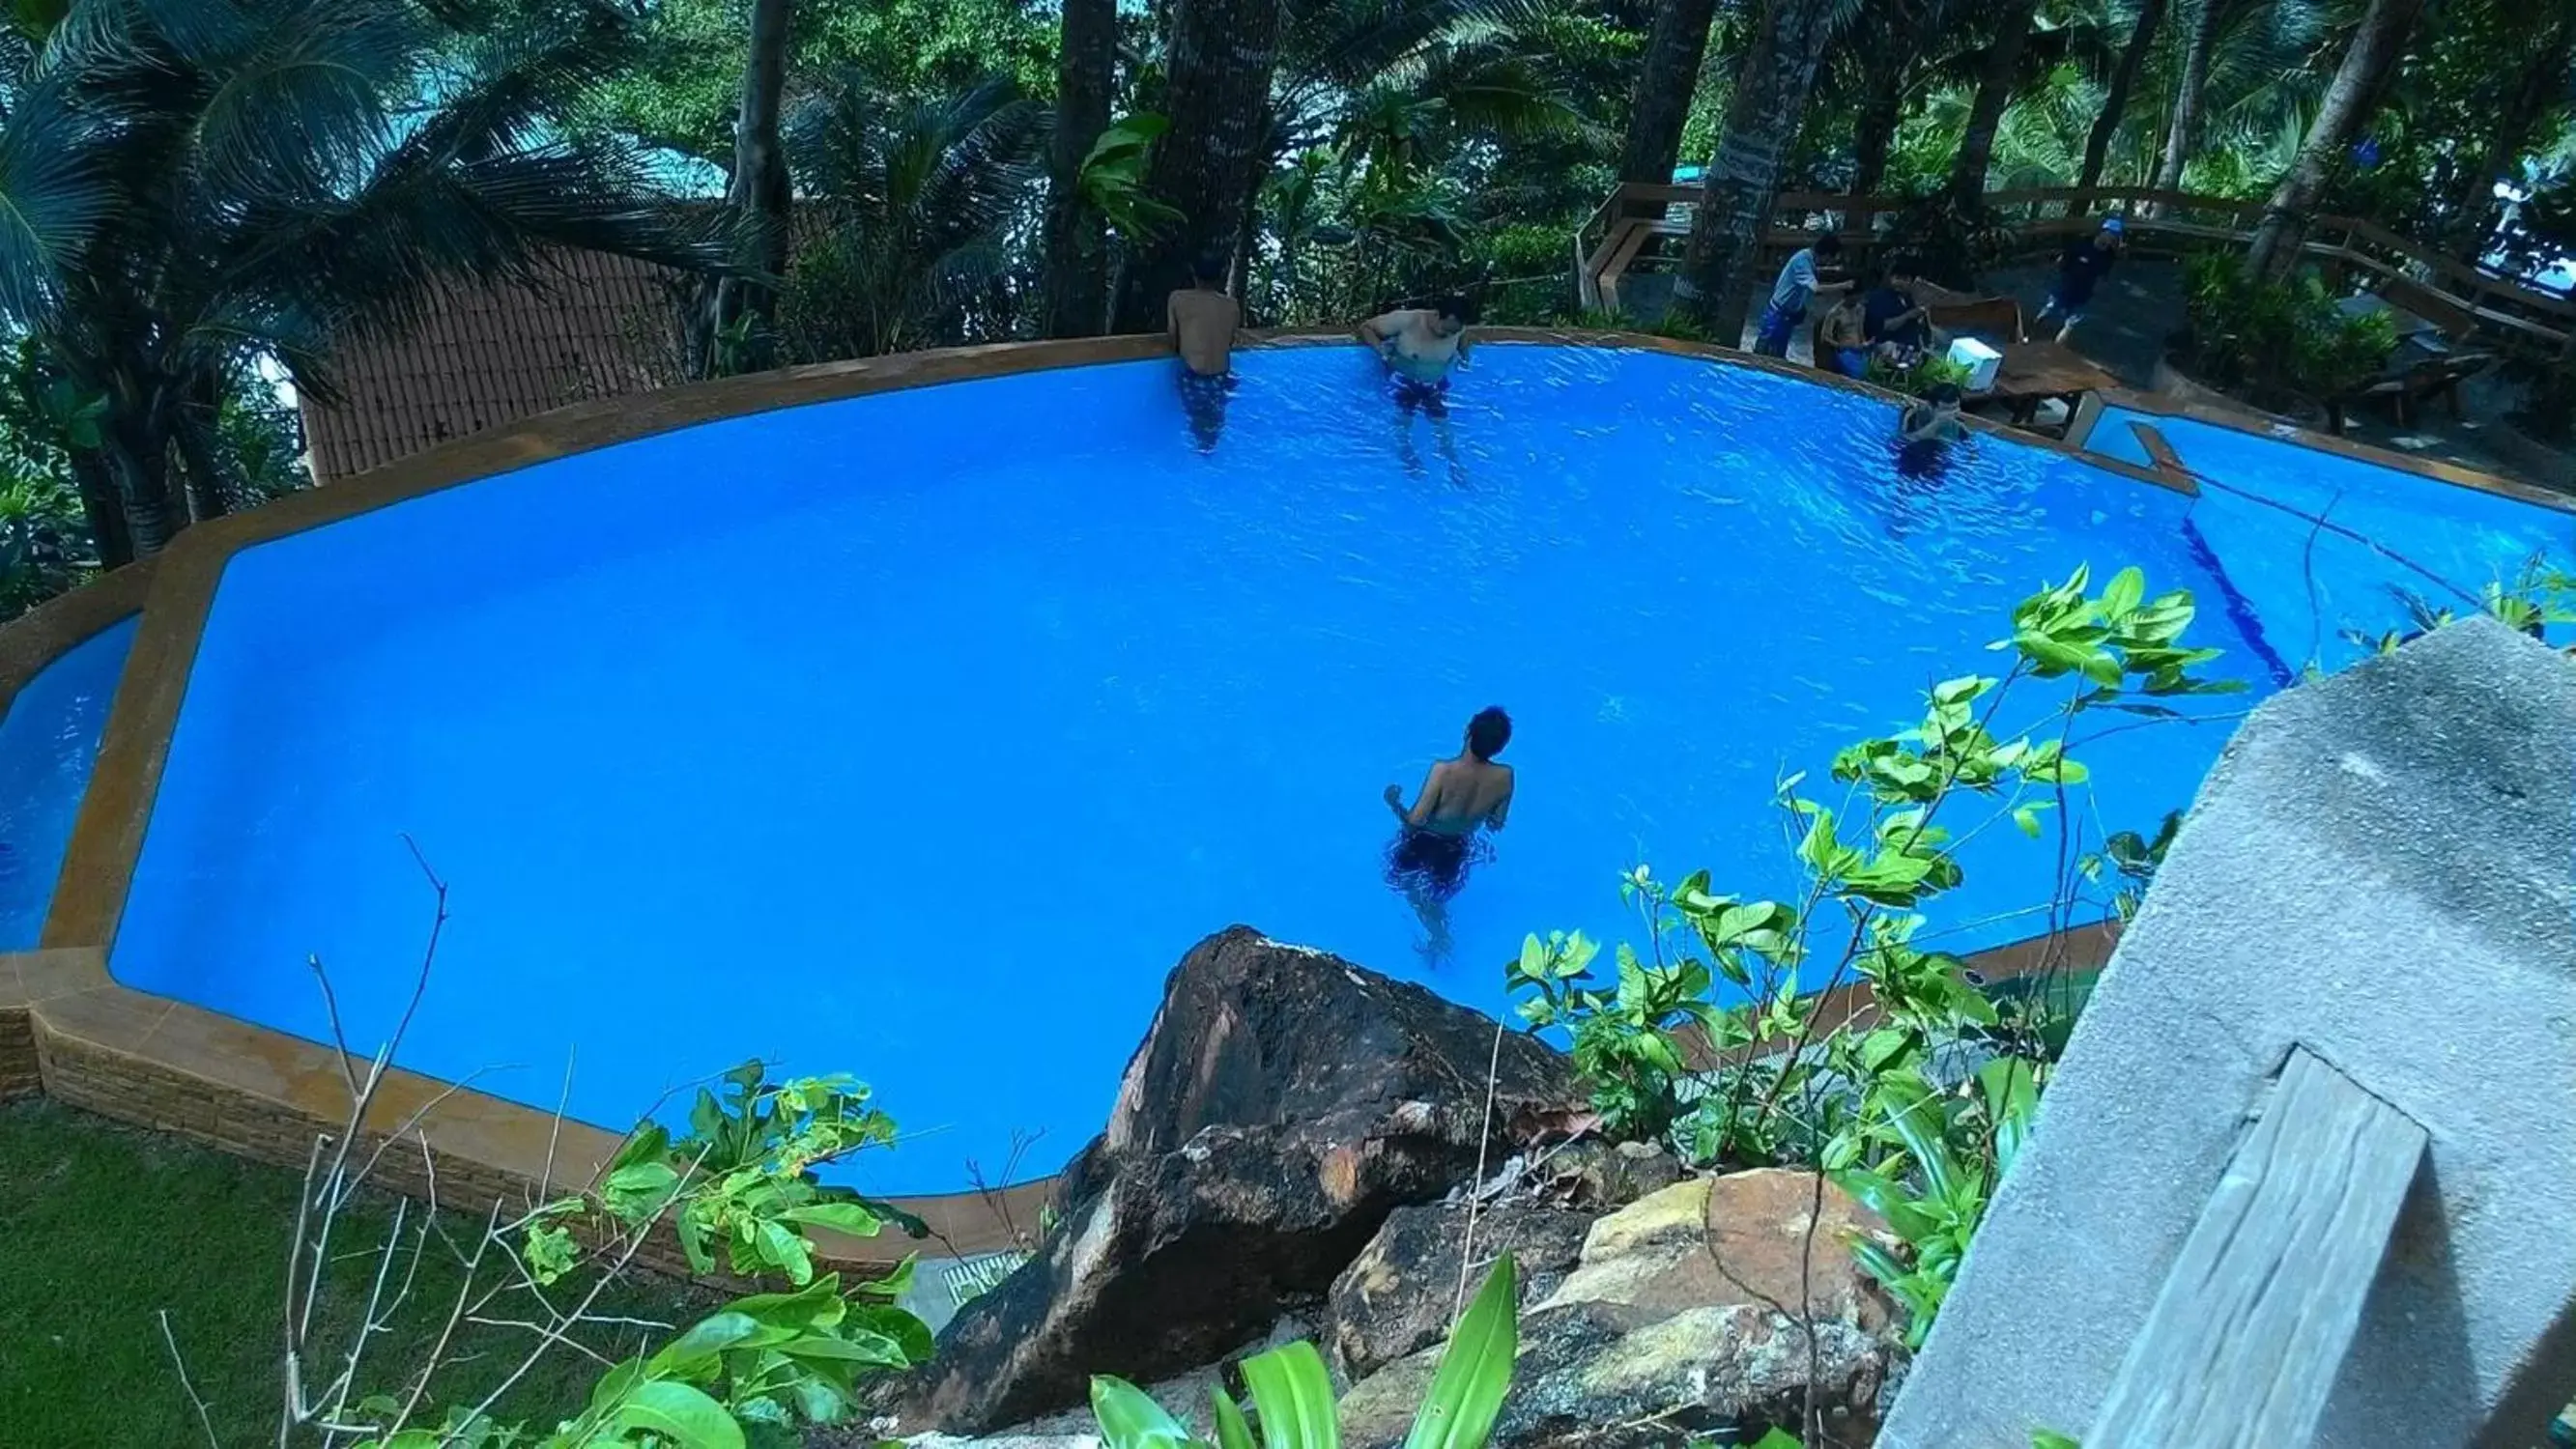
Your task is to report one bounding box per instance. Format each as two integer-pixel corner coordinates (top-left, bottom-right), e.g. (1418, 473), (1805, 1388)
(1866, 352), (1973, 400)
(1091, 1254), (1520, 1449)
(2175, 252), (2398, 412)
(1510, 565), (2240, 1346)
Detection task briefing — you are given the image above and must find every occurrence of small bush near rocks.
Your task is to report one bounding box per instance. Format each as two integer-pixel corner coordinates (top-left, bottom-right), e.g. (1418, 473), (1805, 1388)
(1091, 1255), (1520, 1449)
(1510, 566), (2240, 1347)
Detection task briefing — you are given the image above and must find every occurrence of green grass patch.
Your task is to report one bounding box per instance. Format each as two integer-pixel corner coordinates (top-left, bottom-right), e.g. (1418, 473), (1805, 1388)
(0, 1098), (711, 1447)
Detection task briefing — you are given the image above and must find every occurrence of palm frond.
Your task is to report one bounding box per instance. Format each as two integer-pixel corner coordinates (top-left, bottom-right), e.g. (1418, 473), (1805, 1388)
(0, 69), (114, 326)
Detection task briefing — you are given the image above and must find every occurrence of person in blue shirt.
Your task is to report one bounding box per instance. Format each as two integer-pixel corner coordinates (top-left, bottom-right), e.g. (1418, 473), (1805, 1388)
(1754, 233), (1850, 358)
(2036, 217), (2126, 341)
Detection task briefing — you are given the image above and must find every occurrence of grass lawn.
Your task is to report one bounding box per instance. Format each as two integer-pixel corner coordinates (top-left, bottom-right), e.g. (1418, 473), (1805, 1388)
(0, 1097), (712, 1448)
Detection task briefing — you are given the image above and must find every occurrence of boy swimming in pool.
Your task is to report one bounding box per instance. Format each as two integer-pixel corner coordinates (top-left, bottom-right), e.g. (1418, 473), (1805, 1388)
(1358, 296), (1476, 481)
(1382, 706), (1514, 963)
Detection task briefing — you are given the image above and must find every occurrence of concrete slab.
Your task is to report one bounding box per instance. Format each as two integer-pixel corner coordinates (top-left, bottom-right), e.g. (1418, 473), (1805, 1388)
(1879, 617), (2576, 1449)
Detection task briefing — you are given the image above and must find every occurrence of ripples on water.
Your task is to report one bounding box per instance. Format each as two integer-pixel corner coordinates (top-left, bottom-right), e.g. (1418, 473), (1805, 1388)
(104, 345), (2283, 1192)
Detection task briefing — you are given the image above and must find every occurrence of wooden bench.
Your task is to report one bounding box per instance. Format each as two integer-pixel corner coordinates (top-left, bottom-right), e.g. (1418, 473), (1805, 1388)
(2328, 351), (2497, 433)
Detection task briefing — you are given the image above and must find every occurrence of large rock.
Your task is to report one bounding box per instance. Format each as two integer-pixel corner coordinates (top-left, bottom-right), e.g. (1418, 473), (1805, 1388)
(1339, 1170), (1899, 1449)
(915, 929), (1577, 1433)
(1542, 1170), (1892, 1334)
(1329, 1200), (1595, 1381)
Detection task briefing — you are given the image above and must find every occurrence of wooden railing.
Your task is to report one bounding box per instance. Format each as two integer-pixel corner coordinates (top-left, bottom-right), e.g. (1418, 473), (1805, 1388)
(1574, 182), (2576, 360)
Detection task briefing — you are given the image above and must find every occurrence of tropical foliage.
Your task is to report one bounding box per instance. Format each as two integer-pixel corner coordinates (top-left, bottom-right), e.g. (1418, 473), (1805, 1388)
(2174, 249), (2397, 411)
(1090, 1253), (1521, 1449)
(0, 0), (2561, 607)
(1508, 566), (2240, 1344)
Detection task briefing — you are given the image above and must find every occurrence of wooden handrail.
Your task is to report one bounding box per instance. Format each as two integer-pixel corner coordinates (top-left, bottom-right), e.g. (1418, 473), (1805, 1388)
(1576, 180), (2575, 357)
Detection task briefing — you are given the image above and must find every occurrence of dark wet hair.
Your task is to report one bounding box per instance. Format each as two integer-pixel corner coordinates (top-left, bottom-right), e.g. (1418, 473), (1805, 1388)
(1435, 294), (1480, 326)
(1192, 251), (1229, 284)
(1928, 382), (1962, 406)
(1467, 706), (1512, 760)
(1814, 233), (1844, 257)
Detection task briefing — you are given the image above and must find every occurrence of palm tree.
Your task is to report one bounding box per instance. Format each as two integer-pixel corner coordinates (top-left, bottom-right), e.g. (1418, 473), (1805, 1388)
(2241, 0), (2426, 276)
(703, 0), (795, 375)
(0, 0), (732, 563)
(2147, 0), (2264, 197)
(778, 74), (1045, 360)
(1617, 0), (1723, 191)
(1947, 0), (2045, 203)
(1041, 0), (1119, 337)
(1673, 0), (1842, 341)
(1112, 0), (1288, 331)
(1251, 0), (1598, 312)
(2077, 0), (2169, 189)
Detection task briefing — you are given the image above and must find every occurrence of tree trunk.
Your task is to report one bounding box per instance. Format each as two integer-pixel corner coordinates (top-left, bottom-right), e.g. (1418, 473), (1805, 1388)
(1110, 0), (1284, 332)
(1617, 0), (1724, 195)
(1673, 0), (1838, 344)
(2151, 0), (2244, 198)
(66, 453), (132, 570)
(102, 430), (182, 557)
(173, 376), (233, 524)
(2242, 0), (2427, 279)
(710, 0), (794, 372)
(2444, 15), (2574, 255)
(1041, 0), (1118, 338)
(1949, 0), (2044, 205)
(1850, 71), (1904, 196)
(2079, 0), (2170, 191)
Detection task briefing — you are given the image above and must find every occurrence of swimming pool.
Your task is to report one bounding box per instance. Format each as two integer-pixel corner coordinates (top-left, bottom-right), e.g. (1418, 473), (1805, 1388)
(70, 344), (2568, 1197)
(2089, 408), (2576, 674)
(0, 617), (137, 949)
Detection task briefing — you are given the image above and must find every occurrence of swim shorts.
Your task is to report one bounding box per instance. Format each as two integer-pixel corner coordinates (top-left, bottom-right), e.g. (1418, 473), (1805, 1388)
(1390, 376), (1450, 418)
(1754, 303), (1801, 357)
(1386, 826), (1490, 901)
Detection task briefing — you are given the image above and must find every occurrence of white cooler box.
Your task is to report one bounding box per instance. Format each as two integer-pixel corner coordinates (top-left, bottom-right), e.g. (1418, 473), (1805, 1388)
(1947, 337), (2003, 392)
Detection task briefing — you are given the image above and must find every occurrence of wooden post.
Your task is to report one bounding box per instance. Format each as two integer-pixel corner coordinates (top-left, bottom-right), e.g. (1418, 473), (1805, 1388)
(2087, 1048), (2427, 1449)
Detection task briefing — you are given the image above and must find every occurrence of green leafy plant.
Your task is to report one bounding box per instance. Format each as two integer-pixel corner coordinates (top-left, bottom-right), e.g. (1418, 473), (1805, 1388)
(2340, 551), (2576, 657)
(205, 868), (938, 1449)
(1090, 1253), (1520, 1449)
(1510, 566), (2238, 1343)
(2176, 252), (2399, 413)
(1080, 114), (1188, 240)
(1866, 351), (1974, 399)
(1832, 1056), (2036, 1347)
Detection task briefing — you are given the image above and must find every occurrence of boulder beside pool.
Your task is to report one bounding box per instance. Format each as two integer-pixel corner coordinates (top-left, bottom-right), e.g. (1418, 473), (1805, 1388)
(910, 926), (1578, 1433)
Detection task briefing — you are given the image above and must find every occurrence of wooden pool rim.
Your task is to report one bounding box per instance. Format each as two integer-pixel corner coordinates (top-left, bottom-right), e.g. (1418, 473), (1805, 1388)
(0, 329), (2547, 1267)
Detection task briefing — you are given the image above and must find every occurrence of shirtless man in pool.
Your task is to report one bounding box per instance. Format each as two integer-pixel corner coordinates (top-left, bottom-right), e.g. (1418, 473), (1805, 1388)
(1358, 297), (1477, 480)
(1382, 706), (1514, 962)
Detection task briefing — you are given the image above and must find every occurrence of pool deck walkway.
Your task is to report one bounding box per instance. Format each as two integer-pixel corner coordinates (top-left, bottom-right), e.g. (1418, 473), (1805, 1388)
(1623, 260), (2574, 498)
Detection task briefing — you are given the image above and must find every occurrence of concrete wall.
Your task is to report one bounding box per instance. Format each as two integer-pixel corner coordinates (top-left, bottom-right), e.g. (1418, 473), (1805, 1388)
(1882, 617), (2576, 1449)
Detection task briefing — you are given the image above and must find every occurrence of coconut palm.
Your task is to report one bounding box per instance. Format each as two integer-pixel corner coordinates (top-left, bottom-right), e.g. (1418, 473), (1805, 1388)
(0, 0), (735, 563)
(2242, 0), (2427, 276)
(777, 73), (1045, 361)
(2077, 0), (2168, 188)
(1673, 0), (1847, 340)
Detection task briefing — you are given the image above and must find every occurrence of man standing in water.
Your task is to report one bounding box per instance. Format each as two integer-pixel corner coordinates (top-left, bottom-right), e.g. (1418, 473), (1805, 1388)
(1358, 296), (1477, 480)
(1168, 252), (1243, 450)
(1382, 706), (1515, 962)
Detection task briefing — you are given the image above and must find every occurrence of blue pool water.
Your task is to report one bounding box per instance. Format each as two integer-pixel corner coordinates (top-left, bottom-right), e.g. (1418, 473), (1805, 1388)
(2092, 409), (2576, 671)
(0, 617), (138, 948)
(100, 347), (2561, 1195)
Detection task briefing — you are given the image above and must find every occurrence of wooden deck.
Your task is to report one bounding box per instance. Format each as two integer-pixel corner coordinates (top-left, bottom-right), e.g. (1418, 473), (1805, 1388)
(1576, 183), (2576, 365)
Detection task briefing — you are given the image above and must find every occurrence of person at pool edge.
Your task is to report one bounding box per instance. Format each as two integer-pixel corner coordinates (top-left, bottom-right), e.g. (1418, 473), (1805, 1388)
(1383, 706), (1514, 962)
(1168, 251), (1245, 450)
(1754, 231), (1849, 358)
(1358, 296), (1476, 480)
